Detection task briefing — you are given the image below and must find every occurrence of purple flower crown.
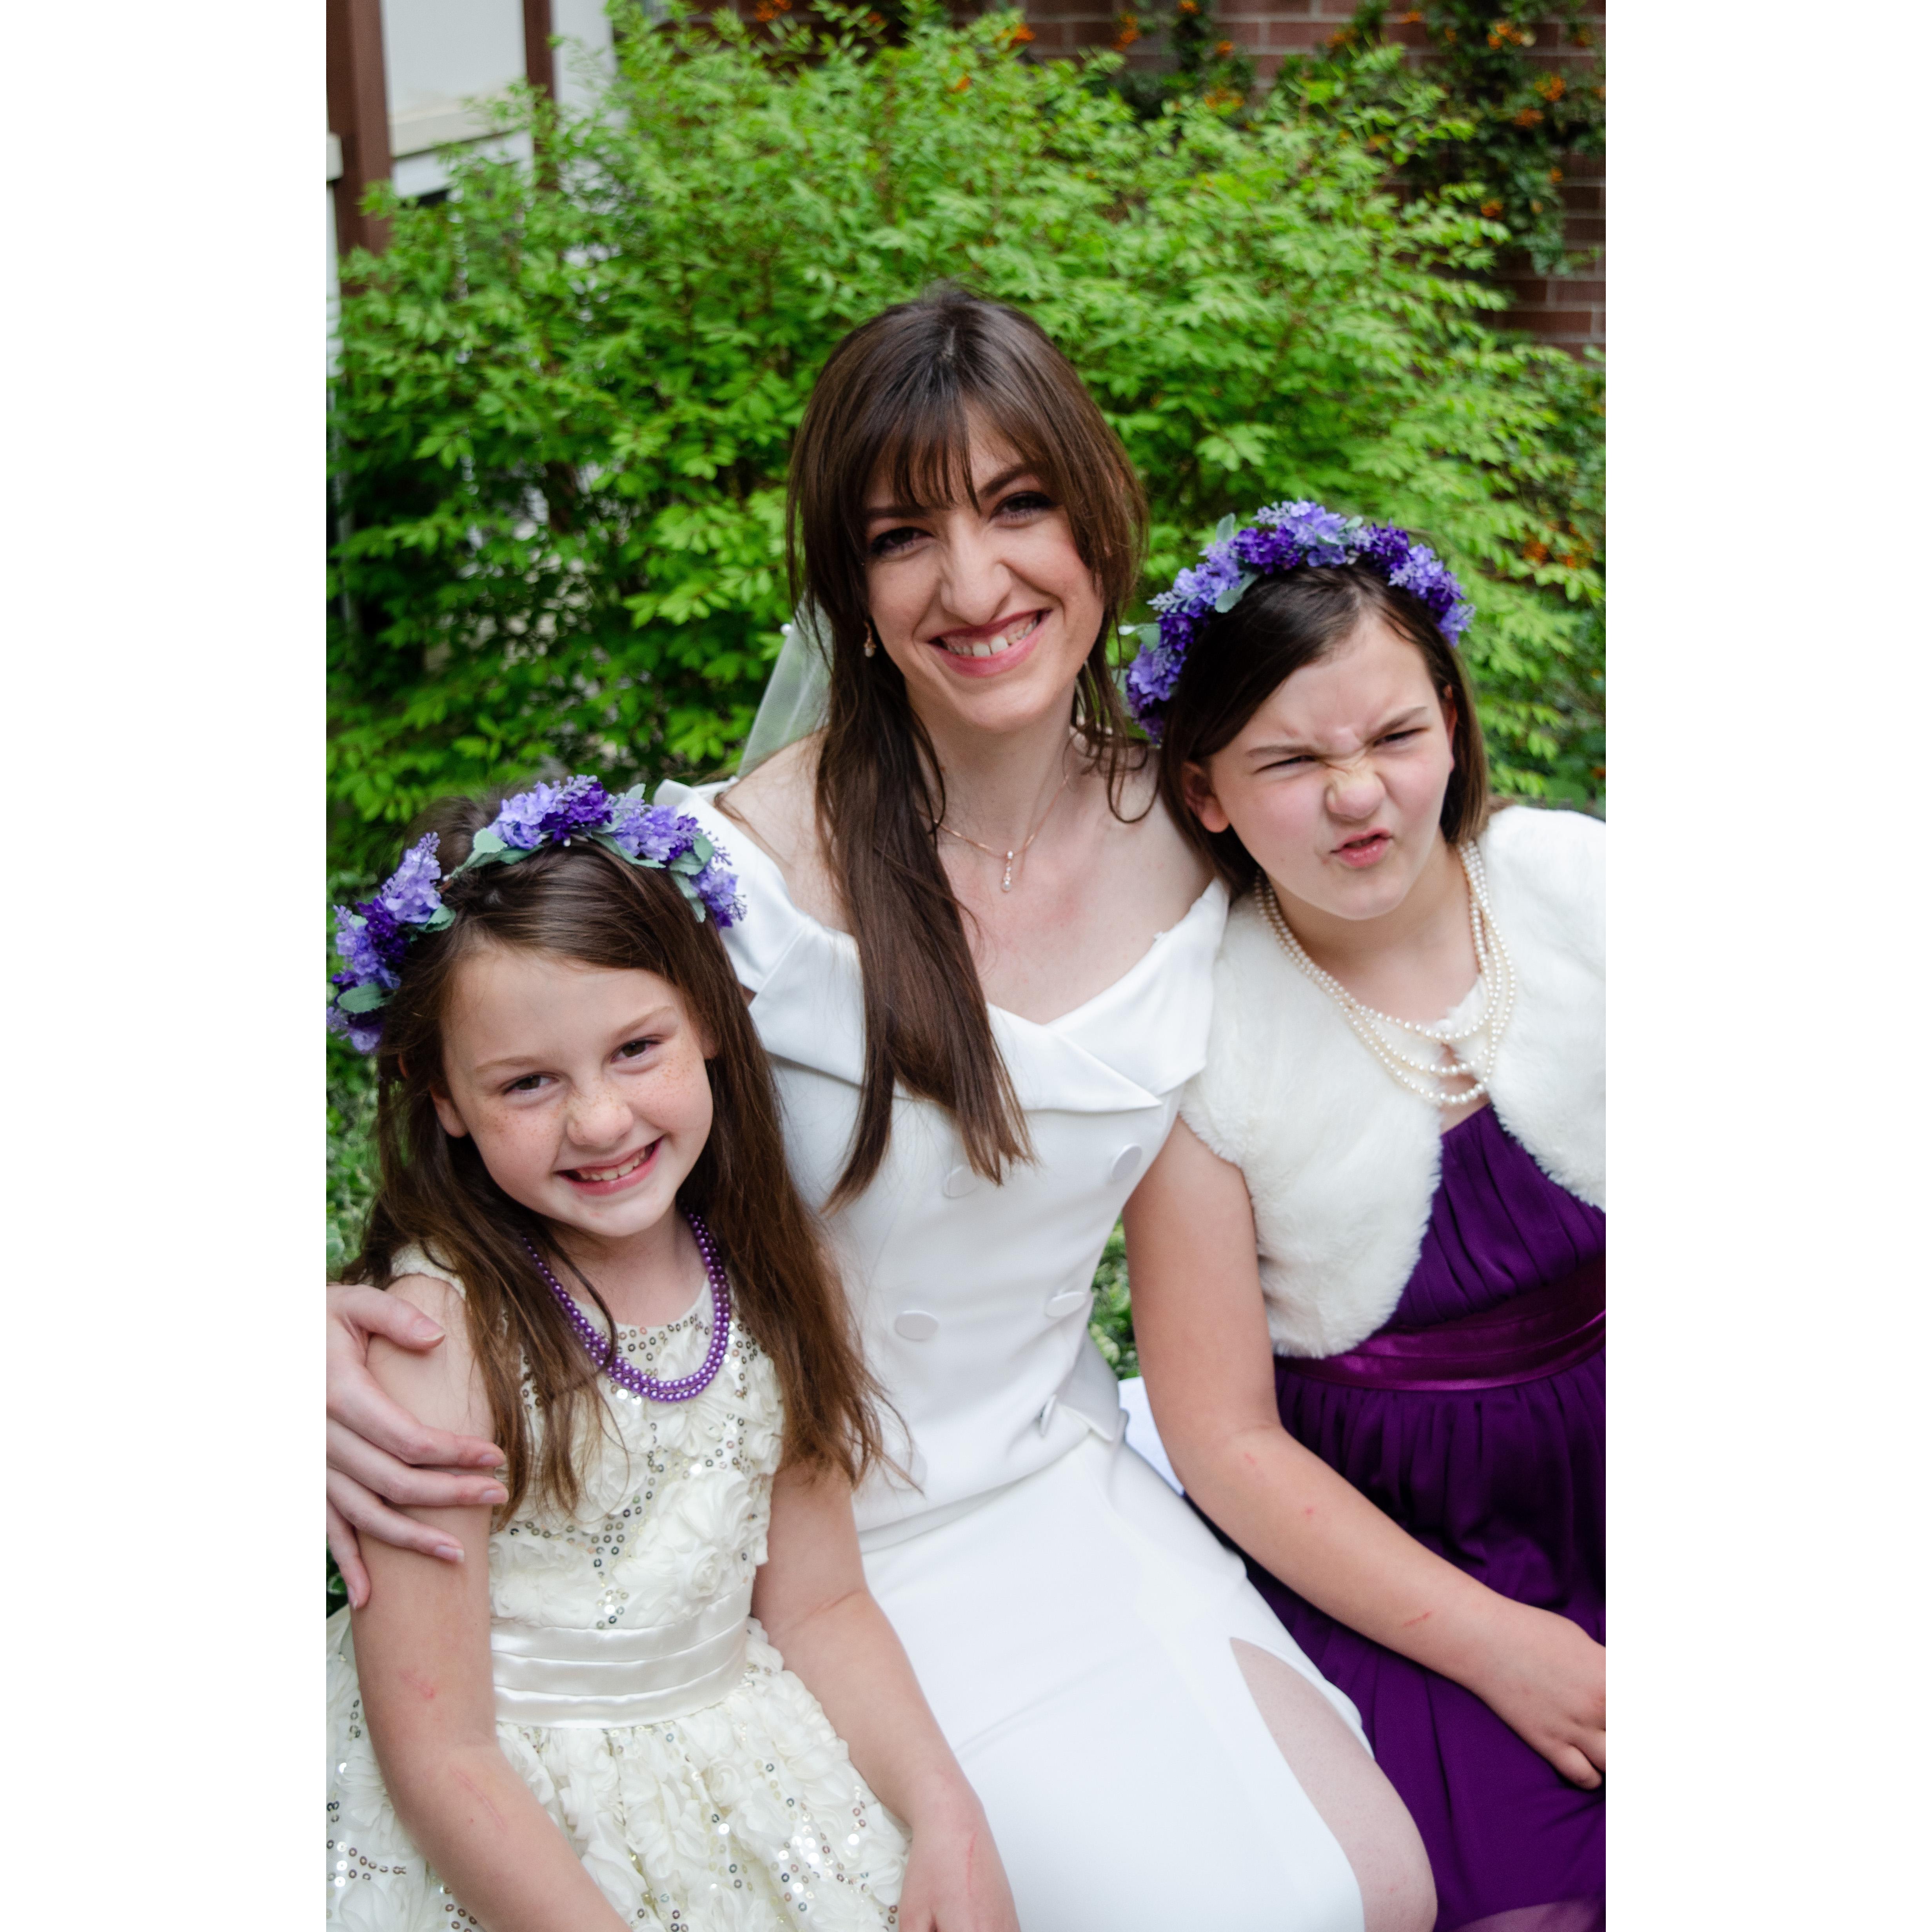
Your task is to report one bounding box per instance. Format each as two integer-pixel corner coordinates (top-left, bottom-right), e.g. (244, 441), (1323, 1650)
(1122, 501), (1473, 741)
(326, 776), (744, 1054)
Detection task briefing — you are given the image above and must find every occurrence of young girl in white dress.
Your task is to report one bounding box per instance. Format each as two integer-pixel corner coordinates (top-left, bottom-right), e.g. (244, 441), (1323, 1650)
(323, 778), (1017, 1932)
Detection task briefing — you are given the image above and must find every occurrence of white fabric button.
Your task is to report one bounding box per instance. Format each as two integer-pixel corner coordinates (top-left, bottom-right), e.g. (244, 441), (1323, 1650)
(942, 1165), (979, 1198)
(1109, 1144), (1145, 1185)
(893, 1310), (940, 1342)
(1044, 1288), (1090, 1319)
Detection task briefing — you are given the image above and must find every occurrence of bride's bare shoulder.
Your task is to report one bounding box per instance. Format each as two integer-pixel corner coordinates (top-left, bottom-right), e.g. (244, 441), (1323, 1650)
(715, 737), (844, 928)
(717, 739), (816, 861)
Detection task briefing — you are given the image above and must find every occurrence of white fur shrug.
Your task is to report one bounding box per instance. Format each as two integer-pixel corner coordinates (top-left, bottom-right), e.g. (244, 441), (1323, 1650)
(1180, 806), (1605, 1358)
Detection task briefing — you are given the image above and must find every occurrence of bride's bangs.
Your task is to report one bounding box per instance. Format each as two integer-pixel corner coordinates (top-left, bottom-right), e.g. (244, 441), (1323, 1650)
(792, 289), (1146, 643)
(859, 371), (1060, 513)
(864, 377), (979, 524)
(870, 353), (1139, 621)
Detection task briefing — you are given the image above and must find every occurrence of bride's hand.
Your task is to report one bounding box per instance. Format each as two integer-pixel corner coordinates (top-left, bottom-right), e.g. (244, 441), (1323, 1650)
(1469, 1602), (1605, 1790)
(326, 1284), (507, 1607)
(895, 1794), (1020, 1932)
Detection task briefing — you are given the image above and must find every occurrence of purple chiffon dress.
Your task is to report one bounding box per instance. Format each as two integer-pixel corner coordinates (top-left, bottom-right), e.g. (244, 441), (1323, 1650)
(1244, 1104), (1605, 1932)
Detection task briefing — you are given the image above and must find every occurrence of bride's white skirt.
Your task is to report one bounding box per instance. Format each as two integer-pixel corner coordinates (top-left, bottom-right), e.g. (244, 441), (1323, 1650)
(861, 1431), (1371, 1932)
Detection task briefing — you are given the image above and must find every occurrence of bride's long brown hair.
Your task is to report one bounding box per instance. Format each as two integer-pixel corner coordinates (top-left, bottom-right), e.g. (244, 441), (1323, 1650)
(350, 795), (886, 1520)
(787, 287), (1150, 1207)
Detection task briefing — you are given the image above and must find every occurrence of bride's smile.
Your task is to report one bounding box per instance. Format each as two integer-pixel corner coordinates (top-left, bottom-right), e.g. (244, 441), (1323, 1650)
(860, 443), (1105, 739)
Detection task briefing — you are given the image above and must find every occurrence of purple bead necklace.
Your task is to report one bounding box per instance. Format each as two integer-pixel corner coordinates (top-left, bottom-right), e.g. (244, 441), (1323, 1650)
(521, 1210), (731, 1403)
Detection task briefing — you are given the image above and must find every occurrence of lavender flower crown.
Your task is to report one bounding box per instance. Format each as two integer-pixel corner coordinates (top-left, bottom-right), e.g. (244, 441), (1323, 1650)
(326, 775), (744, 1054)
(1122, 501), (1473, 741)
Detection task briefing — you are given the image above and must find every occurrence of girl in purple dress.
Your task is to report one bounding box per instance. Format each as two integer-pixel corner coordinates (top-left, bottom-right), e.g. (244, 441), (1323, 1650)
(1121, 507), (1604, 1932)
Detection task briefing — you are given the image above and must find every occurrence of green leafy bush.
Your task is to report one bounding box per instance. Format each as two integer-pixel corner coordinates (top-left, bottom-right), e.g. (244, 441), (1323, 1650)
(1275, 1), (1606, 274)
(328, 1), (1603, 882)
(327, 1033), (379, 1276)
(1088, 1222), (1138, 1379)
(1100, 0), (1258, 122)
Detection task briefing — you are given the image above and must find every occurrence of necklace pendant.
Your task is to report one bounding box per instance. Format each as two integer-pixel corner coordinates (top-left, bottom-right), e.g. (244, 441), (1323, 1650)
(1001, 852), (1015, 892)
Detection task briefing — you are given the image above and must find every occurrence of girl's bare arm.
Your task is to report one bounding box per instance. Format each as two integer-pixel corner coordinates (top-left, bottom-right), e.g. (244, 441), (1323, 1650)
(1124, 1121), (1604, 1789)
(753, 1463), (1020, 1932)
(351, 1279), (626, 1932)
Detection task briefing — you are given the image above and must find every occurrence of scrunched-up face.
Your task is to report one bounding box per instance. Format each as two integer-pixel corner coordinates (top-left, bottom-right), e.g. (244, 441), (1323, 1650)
(1182, 614), (1458, 927)
(860, 427), (1106, 744)
(430, 947), (717, 1258)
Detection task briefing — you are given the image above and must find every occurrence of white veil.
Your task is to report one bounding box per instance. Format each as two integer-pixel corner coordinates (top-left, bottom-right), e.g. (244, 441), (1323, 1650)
(738, 603), (833, 777)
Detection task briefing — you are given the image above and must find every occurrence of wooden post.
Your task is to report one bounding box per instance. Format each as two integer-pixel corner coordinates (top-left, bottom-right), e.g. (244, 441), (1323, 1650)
(523, 0), (556, 96)
(327, 0), (392, 257)
(523, 0), (558, 188)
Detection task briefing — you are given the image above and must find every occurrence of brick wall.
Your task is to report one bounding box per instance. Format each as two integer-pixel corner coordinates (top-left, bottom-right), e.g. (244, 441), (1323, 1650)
(1020, 0), (1117, 55)
(1019, 0), (1364, 72)
(1495, 147), (1603, 350)
(725, 0), (1605, 351)
(1487, 6), (1605, 352)
(1023, 0), (1606, 354)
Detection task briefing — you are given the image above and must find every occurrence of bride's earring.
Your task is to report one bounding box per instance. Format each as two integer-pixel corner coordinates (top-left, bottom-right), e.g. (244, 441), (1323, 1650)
(863, 623), (878, 660)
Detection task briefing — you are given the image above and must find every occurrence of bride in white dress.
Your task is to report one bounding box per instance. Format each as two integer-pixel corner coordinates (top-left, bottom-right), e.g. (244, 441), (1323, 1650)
(327, 289), (1434, 1932)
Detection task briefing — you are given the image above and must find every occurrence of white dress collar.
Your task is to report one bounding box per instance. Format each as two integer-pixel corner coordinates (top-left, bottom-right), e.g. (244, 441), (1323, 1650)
(656, 778), (1229, 1112)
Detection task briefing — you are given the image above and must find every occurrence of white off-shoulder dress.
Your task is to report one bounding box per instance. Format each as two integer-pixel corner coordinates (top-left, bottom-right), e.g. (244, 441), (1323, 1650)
(659, 782), (1374, 1932)
(325, 1248), (909, 1931)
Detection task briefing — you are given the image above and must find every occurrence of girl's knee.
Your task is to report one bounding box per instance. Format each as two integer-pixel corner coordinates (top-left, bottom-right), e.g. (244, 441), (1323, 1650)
(1229, 1639), (1436, 1932)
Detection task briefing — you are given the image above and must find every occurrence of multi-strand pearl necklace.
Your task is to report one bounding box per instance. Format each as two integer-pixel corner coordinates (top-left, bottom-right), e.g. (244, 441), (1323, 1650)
(1257, 841), (1516, 1108)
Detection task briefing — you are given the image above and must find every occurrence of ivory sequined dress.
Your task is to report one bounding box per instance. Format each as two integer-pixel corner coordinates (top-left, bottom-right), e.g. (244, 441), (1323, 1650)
(324, 1246), (908, 1932)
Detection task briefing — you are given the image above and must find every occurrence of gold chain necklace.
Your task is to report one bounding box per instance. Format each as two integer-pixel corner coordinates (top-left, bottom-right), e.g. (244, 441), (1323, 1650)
(934, 767), (1073, 893)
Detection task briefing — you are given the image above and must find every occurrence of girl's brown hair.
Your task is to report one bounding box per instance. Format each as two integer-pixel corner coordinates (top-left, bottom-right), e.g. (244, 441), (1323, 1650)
(351, 795), (886, 1520)
(786, 285), (1149, 1207)
(1155, 564), (1493, 893)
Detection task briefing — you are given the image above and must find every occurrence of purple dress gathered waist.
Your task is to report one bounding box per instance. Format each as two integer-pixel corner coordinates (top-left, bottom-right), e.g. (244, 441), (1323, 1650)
(1240, 1103), (1605, 1932)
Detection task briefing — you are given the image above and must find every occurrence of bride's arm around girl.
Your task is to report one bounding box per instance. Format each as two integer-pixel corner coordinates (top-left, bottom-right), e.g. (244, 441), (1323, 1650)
(326, 285), (1439, 1932)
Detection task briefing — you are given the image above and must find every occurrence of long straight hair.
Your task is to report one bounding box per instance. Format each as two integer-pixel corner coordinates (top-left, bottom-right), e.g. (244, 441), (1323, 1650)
(1155, 565), (1493, 893)
(350, 796), (886, 1520)
(787, 287), (1149, 1207)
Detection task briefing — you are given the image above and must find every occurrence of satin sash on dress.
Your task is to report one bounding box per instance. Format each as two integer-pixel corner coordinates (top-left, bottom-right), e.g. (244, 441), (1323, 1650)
(490, 1582), (754, 1727)
(1277, 1256), (1605, 1394)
